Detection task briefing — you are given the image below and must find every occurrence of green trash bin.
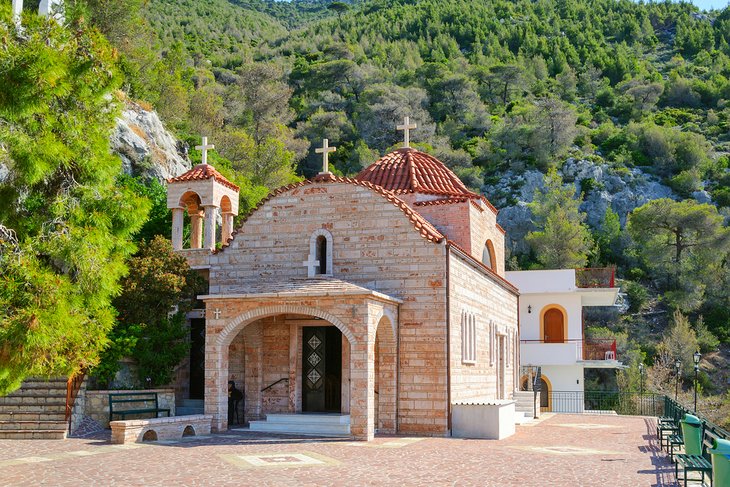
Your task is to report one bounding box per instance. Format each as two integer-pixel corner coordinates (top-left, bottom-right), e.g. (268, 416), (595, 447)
(680, 414), (703, 456)
(709, 438), (730, 487)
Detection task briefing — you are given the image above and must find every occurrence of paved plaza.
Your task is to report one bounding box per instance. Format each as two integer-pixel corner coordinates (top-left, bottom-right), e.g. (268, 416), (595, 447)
(0, 414), (677, 486)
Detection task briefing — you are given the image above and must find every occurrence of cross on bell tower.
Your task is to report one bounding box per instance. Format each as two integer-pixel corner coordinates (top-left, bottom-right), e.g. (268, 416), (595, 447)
(315, 138), (336, 174)
(397, 116), (417, 148)
(196, 136), (215, 165)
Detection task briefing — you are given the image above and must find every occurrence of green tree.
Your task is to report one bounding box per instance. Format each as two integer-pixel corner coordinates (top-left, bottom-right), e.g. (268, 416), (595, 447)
(95, 236), (205, 387)
(0, 12), (148, 394)
(526, 169), (593, 268)
(627, 199), (730, 311)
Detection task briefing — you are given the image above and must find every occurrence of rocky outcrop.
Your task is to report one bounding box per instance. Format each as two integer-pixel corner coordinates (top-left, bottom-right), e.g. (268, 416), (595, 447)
(484, 158), (677, 255)
(111, 100), (191, 181)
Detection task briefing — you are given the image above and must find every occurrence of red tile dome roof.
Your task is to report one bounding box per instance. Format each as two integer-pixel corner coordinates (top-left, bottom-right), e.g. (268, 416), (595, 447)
(355, 148), (476, 197)
(168, 163), (240, 191)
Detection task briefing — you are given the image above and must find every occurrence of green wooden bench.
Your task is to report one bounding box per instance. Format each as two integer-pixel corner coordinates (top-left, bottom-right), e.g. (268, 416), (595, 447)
(109, 392), (171, 423)
(674, 414), (713, 487)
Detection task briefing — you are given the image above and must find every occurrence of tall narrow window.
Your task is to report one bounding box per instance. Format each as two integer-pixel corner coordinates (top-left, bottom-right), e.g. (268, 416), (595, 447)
(462, 311), (477, 364)
(482, 240), (496, 270)
(316, 235), (327, 275)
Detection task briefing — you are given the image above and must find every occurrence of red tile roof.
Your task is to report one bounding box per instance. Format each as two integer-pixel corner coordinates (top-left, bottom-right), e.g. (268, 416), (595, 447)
(217, 172), (444, 252)
(168, 163), (240, 191)
(356, 148), (475, 197)
(355, 148), (499, 215)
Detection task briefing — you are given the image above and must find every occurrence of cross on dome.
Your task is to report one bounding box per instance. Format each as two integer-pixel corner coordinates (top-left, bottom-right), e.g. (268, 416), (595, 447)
(396, 116), (417, 148)
(315, 138), (336, 174)
(196, 136), (215, 165)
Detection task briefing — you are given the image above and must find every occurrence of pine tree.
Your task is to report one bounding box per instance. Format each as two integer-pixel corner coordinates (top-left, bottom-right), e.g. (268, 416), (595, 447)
(0, 10), (148, 394)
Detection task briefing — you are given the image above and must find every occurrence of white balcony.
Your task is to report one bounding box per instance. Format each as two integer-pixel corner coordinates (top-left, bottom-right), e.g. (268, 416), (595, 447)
(520, 339), (620, 367)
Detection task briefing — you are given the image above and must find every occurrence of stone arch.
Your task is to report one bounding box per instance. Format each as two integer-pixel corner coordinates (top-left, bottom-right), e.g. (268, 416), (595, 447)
(182, 425), (195, 437)
(539, 304), (568, 343)
(219, 195), (233, 213)
(142, 429), (158, 442)
(308, 228), (333, 276)
(179, 191), (203, 215)
(374, 313), (397, 434)
(217, 304), (356, 349)
(372, 308), (397, 339)
(482, 239), (496, 270)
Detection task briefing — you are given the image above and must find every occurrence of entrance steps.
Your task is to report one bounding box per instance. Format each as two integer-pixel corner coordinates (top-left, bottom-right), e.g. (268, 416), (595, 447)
(513, 391), (539, 416)
(247, 413), (351, 436)
(176, 399), (204, 416)
(0, 378), (69, 439)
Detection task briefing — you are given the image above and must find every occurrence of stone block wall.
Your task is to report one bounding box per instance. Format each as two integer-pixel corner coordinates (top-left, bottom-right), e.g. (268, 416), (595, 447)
(448, 251), (519, 404)
(82, 389), (176, 429)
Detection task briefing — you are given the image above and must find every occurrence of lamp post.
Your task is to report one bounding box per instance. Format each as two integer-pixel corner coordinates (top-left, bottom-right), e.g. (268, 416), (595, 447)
(693, 351), (701, 413)
(639, 363), (645, 415)
(674, 359), (681, 402)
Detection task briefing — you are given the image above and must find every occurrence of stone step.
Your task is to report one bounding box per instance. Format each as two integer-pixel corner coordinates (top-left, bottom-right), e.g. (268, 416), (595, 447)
(9, 388), (67, 398)
(0, 420), (67, 431)
(247, 420), (350, 436)
(0, 429), (67, 440)
(0, 412), (66, 422)
(0, 404), (67, 414)
(0, 396), (67, 407)
(176, 407), (204, 416)
(180, 399), (204, 408)
(247, 414), (351, 436)
(263, 414), (351, 425)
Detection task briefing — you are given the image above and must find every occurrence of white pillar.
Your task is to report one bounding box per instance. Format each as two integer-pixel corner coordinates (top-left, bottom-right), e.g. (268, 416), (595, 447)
(12, 0), (22, 25)
(171, 208), (184, 250)
(203, 205), (217, 250)
(221, 212), (233, 245)
(190, 212), (203, 249)
(39, 0), (64, 22)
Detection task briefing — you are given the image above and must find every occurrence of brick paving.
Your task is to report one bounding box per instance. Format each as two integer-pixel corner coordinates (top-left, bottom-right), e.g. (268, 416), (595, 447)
(0, 414), (677, 486)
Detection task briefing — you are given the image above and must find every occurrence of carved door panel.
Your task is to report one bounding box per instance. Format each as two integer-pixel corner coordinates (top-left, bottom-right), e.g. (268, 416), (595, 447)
(302, 327), (341, 412)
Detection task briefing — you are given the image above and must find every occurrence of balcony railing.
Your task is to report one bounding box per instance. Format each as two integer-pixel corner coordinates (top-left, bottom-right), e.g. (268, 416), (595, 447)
(520, 338), (618, 361)
(575, 267), (616, 288)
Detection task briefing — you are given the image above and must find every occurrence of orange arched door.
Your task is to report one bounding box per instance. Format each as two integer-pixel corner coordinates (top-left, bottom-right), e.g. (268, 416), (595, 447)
(543, 308), (565, 343)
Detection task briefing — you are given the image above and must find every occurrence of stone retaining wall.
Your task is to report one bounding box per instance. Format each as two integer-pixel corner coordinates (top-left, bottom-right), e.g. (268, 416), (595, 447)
(83, 389), (176, 429)
(110, 414), (212, 444)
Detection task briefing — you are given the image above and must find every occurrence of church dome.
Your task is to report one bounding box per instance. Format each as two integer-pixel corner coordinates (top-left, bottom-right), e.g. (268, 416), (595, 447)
(355, 148), (477, 198)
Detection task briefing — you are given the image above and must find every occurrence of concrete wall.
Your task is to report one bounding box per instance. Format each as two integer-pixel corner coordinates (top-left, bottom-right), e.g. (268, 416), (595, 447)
(515, 293), (583, 343)
(540, 365), (585, 413)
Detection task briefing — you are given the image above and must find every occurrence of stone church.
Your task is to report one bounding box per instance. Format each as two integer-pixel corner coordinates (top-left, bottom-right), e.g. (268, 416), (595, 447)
(166, 129), (519, 441)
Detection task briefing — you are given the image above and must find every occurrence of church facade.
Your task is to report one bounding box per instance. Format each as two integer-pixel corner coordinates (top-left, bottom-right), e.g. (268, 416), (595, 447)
(167, 139), (519, 441)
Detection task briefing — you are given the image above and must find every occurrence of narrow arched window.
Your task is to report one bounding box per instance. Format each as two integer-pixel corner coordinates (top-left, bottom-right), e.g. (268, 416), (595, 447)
(307, 229), (333, 277)
(482, 240), (496, 270)
(316, 235), (327, 275)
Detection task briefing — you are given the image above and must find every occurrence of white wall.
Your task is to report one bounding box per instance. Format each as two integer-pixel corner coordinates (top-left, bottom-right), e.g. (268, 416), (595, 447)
(540, 365), (584, 413)
(506, 269), (576, 294)
(516, 293), (583, 342)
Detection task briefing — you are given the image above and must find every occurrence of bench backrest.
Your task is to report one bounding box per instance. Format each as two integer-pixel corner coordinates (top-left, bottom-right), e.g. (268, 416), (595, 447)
(109, 392), (159, 413)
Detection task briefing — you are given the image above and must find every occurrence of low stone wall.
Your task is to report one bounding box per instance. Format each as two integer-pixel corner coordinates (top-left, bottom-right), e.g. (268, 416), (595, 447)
(110, 414), (212, 444)
(83, 389), (176, 429)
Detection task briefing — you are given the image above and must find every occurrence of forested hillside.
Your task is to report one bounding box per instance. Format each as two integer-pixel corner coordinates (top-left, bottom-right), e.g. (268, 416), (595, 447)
(2, 0), (729, 425)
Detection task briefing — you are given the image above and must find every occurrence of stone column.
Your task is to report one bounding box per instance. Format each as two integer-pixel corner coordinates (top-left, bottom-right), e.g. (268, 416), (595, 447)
(171, 208), (184, 250)
(203, 205), (217, 250)
(190, 212), (203, 249)
(205, 340), (228, 432)
(221, 212), (234, 245)
(349, 329), (375, 441)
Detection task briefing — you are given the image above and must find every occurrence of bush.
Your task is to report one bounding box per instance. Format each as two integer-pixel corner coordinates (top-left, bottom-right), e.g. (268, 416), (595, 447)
(624, 280), (649, 313)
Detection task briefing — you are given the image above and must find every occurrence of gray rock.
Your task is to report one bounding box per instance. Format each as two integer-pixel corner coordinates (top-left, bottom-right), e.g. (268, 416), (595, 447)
(111, 100), (191, 181)
(497, 202), (535, 255)
(692, 190), (712, 204)
(0, 163), (8, 183)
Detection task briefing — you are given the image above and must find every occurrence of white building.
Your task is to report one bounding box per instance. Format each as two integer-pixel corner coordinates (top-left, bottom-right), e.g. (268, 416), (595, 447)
(506, 268), (622, 413)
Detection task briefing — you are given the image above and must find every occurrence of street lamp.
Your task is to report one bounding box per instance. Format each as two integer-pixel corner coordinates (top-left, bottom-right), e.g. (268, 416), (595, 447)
(693, 351), (701, 413)
(674, 359), (681, 402)
(639, 363), (645, 415)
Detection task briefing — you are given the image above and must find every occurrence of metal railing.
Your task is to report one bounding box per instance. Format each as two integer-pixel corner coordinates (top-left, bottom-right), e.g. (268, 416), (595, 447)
(575, 267), (616, 288)
(545, 391), (665, 416)
(519, 338), (618, 361)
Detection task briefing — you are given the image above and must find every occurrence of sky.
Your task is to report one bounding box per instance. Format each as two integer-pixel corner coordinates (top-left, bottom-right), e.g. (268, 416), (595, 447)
(690, 0), (729, 9)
